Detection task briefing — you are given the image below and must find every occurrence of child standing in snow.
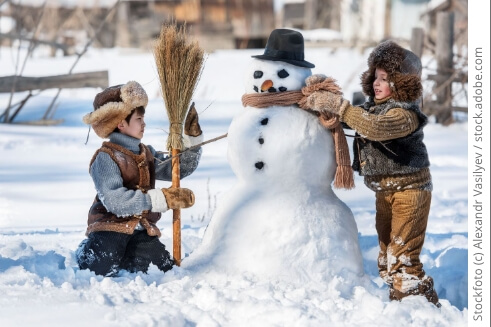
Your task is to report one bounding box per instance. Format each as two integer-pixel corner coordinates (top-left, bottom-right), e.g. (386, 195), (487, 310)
(76, 81), (203, 276)
(301, 41), (439, 305)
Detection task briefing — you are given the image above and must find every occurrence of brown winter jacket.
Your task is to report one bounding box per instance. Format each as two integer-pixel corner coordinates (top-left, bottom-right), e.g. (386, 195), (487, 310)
(86, 141), (162, 237)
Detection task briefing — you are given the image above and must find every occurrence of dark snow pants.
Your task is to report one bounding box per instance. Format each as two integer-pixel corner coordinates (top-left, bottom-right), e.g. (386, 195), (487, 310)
(76, 230), (174, 276)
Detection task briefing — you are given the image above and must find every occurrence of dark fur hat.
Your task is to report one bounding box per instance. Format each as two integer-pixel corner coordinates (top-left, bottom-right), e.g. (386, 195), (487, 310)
(360, 40), (422, 102)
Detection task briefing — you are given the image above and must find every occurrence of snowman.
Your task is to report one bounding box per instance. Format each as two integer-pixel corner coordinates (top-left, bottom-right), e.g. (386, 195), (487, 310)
(184, 29), (363, 283)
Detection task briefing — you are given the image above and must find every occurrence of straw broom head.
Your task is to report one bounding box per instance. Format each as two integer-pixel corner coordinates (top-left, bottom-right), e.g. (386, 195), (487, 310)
(154, 23), (205, 151)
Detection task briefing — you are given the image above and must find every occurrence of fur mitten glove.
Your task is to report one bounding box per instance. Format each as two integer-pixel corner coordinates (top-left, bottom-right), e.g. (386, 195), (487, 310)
(184, 103), (202, 137)
(162, 187), (195, 209)
(303, 91), (351, 118)
(183, 102), (204, 148)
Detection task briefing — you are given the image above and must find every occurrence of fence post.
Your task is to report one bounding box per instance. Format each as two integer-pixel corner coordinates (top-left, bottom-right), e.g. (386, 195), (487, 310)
(435, 11), (454, 125)
(410, 27), (424, 58)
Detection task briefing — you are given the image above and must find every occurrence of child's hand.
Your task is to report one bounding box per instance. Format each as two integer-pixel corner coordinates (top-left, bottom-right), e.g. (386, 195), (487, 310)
(162, 187), (195, 209)
(184, 103), (202, 137)
(301, 91), (349, 116)
(305, 74), (328, 86)
(148, 187), (195, 212)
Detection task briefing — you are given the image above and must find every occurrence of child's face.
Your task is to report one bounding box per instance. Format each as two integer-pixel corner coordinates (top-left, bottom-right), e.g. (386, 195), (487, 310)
(373, 68), (392, 99)
(118, 111), (145, 140)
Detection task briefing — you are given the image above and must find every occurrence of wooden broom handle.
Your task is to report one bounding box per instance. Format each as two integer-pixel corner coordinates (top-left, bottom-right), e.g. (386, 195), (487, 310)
(171, 148), (181, 266)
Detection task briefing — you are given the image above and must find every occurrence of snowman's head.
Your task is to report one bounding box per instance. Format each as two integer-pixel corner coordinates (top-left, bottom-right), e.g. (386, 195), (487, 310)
(244, 59), (312, 94)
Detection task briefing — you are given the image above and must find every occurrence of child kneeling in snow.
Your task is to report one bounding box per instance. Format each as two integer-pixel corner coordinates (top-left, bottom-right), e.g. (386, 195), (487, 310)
(301, 41), (439, 306)
(76, 81), (203, 276)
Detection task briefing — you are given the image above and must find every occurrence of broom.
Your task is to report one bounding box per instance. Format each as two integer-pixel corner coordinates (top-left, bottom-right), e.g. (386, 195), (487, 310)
(154, 23), (204, 266)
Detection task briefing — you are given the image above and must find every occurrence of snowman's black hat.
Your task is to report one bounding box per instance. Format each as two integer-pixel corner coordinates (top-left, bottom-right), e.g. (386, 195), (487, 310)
(252, 29), (315, 68)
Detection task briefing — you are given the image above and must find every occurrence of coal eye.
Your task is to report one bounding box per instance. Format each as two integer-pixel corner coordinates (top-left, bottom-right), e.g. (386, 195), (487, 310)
(277, 69), (289, 78)
(254, 71), (263, 79)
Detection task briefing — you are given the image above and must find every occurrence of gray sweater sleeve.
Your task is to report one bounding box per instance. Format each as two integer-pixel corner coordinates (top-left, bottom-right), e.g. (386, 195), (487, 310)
(90, 152), (153, 217)
(148, 144), (202, 182)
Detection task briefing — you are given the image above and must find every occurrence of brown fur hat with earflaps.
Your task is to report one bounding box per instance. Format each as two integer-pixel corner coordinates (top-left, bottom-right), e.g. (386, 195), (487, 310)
(83, 81), (148, 138)
(360, 40), (423, 102)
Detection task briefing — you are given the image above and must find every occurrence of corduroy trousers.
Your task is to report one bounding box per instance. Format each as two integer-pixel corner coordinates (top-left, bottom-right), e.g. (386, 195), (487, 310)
(375, 189), (432, 293)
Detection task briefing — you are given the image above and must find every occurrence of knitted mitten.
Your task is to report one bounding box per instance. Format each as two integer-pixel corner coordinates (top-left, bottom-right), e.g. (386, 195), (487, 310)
(162, 187), (195, 209)
(304, 91), (350, 117)
(305, 74), (328, 86)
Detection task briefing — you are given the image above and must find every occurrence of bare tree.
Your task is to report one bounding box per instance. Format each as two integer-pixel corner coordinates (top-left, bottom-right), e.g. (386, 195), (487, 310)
(1, 1), (120, 124)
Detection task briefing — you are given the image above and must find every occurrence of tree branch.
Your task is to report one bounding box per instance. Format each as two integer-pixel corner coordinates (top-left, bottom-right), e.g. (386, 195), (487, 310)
(43, 0), (121, 120)
(3, 1), (47, 123)
(155, 133), (228, 166)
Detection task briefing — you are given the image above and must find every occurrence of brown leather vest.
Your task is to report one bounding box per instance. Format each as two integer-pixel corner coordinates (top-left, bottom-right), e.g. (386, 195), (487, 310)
(86, 141), (162, 237)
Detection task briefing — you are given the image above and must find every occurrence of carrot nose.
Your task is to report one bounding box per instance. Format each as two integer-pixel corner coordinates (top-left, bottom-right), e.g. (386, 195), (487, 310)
(261, 80), (273, 91)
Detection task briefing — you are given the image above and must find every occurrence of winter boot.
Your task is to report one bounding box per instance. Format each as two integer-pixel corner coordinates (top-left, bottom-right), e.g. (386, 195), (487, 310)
(389, 276), (441, 307)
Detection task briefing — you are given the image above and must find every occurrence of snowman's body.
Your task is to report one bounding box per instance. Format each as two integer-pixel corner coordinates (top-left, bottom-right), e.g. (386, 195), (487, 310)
(184, 59), (363, 282)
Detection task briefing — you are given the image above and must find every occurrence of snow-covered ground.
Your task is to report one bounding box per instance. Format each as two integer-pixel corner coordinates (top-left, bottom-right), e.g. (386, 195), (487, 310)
(0, 40), (473, 326)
